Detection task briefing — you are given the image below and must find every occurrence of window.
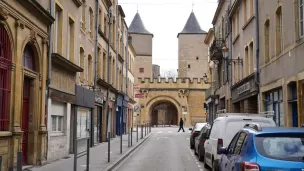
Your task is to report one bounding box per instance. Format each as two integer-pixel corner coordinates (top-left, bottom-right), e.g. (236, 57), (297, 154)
(249, 42), (254, 74)
(276, 7), (283, 54)
(227, 133), (239, 154)
(234, 132), (247, 155)
(250, 0), (254, 17)
(97, 48), (101, 77)
(67, 17), (75, 61)
(80, 47), (85, 82)
(243, 0), (247, 22)
(89, 8), (93, 38)
(103, 52), (107, 80)
(188, 64), (191, 69)
(264, 20), (270, 62)
(104, 16), (107, 36)
(99, 8), (102, 28)
(111, 59), (115, 85)
(237, 10), (240, 34)
(245, 46), (249, 77)
(139, 68), (144, 73)
(52, 115), (63, 132)
(300, 0), (304, 37)
(51, 101), (65, 133)
(0, 27), (12, 131)
(54, 4), (63, 53)
(23, 44), (35, 71)
(265, 88), (284, 126)
(88, 55), (92, 84)
(81, 3), (86, 30)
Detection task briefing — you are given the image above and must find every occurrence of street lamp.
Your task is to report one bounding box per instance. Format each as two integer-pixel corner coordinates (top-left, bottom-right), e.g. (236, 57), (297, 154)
(221, 45), (243, 65)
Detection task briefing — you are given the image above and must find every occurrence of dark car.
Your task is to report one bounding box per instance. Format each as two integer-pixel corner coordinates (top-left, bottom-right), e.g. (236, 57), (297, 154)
(189, 122), (207, 149)
(194, 123), (211, 161)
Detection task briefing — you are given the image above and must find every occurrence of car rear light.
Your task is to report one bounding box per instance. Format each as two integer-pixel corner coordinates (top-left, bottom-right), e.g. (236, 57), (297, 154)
(193, 132), (198, 137)
(217, 138), (223, 154)
(241, 162), (260, 171)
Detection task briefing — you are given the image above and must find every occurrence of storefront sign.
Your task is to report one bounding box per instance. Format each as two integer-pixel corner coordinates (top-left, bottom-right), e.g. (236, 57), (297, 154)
(238, 82), (250, 95)
(135, 94), (143, 98)
(95, 91), (103, 104)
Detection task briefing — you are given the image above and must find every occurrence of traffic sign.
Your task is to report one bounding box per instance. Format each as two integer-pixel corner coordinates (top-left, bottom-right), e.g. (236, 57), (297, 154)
(134, 106), (139, 112)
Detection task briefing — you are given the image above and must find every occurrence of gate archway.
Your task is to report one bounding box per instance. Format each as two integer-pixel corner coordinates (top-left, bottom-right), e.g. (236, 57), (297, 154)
(149, 100), (178, 126)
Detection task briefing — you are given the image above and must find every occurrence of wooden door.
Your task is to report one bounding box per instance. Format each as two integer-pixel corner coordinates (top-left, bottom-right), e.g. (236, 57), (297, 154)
(22, 78), (30, 164)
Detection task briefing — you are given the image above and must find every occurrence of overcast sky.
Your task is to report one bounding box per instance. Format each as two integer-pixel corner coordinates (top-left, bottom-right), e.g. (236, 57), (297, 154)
(119, 0), (218, 74)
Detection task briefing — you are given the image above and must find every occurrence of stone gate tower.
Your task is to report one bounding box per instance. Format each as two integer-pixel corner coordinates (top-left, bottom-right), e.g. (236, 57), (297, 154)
(129, 12), (153, 82)
(178, 12), (209, 78)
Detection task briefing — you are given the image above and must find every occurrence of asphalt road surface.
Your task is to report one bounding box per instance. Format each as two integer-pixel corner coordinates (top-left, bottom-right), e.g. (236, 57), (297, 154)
(114, 126), (210, 171)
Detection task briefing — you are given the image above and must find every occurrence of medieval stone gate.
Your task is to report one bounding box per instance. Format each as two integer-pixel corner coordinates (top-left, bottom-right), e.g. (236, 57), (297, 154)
(136, 78), (209, 126)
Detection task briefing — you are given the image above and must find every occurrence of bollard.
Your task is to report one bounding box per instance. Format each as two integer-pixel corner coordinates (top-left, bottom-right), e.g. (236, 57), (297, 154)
(86, 138), (90, 171)
(141, 125), (143, 139)
(136, 123), (138, 142)
(17, 152), (22, 171)
(149, 123), (151, 133)
(131, 127), (133, 146)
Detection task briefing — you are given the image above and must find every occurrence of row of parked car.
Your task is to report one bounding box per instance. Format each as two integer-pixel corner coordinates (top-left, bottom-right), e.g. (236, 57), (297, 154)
(189, 112), (304, 171)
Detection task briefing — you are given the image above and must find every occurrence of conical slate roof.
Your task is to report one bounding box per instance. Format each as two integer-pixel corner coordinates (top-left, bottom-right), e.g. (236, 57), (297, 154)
(129, 12), (153, 37)
(178, 12), (206, 37)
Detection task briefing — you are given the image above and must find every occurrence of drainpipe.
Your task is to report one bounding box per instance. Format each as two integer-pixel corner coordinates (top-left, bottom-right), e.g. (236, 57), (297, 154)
(92, 0), (99, 147)
(106, 6), (112, 162)
(116, 3), (119, 91)
(125, 30), (129, 129)
(45, 0), (54, 160)
(254, 0), (260, 112)
(229, 0), (233, 89)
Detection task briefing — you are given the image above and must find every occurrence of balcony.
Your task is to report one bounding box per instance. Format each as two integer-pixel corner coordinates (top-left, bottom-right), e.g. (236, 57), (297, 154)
(210, 38), (225, 61)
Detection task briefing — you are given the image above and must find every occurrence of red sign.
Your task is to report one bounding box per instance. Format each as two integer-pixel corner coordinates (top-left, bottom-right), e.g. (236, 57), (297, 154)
(135, 94), (143, 98)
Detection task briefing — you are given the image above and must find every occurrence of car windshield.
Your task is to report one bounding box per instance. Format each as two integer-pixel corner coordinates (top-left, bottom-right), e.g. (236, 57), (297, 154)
(255, 135), (304, 162)
(195, 123), (206, 131)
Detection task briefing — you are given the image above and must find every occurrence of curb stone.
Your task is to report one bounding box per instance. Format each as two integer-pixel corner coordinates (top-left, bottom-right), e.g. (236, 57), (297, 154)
(103, 133), (153, 171)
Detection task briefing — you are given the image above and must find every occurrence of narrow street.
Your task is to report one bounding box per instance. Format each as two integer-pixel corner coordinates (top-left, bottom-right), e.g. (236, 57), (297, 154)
(114, 127), (209, 171)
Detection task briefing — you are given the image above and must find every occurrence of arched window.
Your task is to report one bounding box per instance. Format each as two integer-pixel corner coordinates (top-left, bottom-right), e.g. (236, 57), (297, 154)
(0, 27), (12, 131)
(80, 47), (85, 82)
(88, 55), (92, 84)
(22, 44), (35, 71)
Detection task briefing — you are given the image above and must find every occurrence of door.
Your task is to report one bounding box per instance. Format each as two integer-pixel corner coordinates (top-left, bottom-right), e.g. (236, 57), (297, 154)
(221, 132), (239, 171)
(22, 78), (31, 164)
(97, 106), (102, 143)
(227, 132), (247, 171)
(292, 102), (298, 127)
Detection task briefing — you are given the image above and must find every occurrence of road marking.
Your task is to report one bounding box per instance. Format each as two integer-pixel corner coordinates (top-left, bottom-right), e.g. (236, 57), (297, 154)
(157, 137), (168, 140)
(186, 138), (190, 140)
(106, 152), (112, 154)
(168, 131), (172, 133)
(197, 165), (201, 168)
(196, 162), (200, 165)
(157, 131), (163, 133)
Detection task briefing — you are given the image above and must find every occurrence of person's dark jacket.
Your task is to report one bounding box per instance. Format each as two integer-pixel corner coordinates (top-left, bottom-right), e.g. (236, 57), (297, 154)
(179, 119), (184, 127)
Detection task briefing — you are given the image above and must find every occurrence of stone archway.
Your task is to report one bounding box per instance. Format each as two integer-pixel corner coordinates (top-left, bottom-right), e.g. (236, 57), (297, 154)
(149, 100), (178, 126)
(144, 96), (182, 125)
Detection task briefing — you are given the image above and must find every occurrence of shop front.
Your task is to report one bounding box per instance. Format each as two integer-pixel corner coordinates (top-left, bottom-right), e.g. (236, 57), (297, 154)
(74, 85), (95, 154)
(93, 91), (104, 145)
(263, 88), (284, 126)
(116, 94), (124, 136)
(123, 95), (129, 134)
(232, 74), (258, 114)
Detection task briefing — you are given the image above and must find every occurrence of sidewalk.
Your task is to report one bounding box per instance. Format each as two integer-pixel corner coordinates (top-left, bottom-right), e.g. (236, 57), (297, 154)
(29, 130), (148, 171)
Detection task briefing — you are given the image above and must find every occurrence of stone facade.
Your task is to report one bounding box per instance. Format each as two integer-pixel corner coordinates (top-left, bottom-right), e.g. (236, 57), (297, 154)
(0, 0), (54, 169)
(258, 0), (304, 127)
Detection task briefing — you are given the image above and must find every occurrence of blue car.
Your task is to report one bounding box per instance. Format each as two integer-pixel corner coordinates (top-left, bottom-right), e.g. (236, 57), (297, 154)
(219, 123), (304, 171)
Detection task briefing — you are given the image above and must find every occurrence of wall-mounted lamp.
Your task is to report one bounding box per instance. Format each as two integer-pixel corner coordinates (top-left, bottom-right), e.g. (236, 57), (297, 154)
(222, 46), (243, 65)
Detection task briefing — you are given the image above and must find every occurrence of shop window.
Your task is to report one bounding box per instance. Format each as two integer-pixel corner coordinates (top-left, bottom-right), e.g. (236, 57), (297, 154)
(288, 83), (298, 127)
(265, 89), (284, 126)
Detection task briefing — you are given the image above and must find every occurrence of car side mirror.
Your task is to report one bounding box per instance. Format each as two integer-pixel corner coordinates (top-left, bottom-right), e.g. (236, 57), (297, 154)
(189, 128), (193, 131)
(219, 147), (227, 155)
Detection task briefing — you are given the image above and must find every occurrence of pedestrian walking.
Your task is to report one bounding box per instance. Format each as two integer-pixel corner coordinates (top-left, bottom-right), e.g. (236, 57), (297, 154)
(178, 118), (185, 132)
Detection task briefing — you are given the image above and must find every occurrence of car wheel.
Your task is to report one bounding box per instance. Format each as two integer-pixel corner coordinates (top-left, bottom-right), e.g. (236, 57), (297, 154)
(203, 155), (208, 168)
(198, 148), (203, 161)
(190, 144), (194, 149)
(212, 160), (218, 171)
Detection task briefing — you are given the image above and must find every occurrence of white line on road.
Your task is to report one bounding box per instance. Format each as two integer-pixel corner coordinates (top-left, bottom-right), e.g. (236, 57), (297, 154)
(168, 131), (172, 133)
(186, 138), (190, 140)
(156, 137), (169, 140)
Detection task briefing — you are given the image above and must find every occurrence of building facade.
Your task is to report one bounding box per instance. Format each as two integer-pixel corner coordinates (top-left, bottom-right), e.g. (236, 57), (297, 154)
(230, 0), (259, 114)
(0, 0), (54, 169)
(258, 0), (304, 127)
(206, 0), (231, 122)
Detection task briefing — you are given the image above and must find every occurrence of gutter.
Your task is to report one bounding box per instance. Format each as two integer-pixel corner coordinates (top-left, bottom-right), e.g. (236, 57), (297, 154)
(94, 0), (99, 91)
(45, 0), (54, 161)
(254, 0), (260, 112)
